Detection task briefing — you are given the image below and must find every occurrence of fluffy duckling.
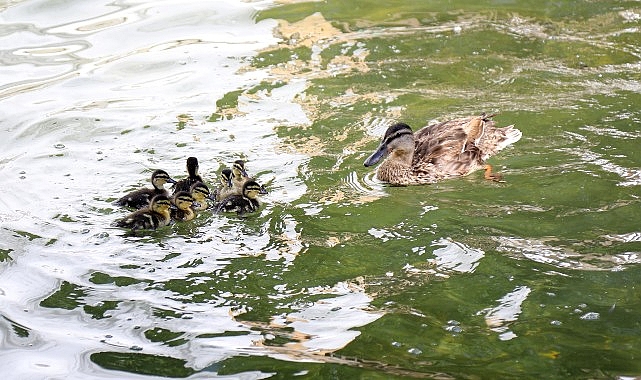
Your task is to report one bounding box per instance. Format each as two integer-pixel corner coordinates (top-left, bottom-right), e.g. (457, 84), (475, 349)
(214, 168), (234, 201)
(215, 180), (268, 215)
(113, 194), (172, 231)
(114, 169), (176, 209)
(230, 159), (249, 194)
(171, 191), (199, 221)
(189, 182), (213, 211)
(173, 157), (204, 194)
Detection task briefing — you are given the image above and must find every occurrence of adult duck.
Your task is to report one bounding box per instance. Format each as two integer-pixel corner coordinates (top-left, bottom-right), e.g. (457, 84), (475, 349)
(363, 113), (522, 185)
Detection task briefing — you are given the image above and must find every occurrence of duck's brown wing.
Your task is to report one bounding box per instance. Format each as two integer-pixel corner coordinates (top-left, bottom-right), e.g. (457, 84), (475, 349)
(412, 117), (472, 165)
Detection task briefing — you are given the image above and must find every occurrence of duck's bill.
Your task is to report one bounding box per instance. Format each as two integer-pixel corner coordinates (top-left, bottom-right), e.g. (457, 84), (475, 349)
(168, 178), (178, 184)
(363, 144), (387, 167)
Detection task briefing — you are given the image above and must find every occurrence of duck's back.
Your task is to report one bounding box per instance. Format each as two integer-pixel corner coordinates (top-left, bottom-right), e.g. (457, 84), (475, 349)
(114, 188), (164, 209)
(173, 176), (203, 194)
(215, 195), (258, 215)
(412, 117), (471, 165)
(114, 209), (167, 230)
(411, 116), (521, 178)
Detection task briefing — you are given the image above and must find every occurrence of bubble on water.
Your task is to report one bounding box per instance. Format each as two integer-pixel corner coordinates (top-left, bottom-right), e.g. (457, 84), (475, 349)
(498, 331), (517, 341)
(580, 312), (600, 320)
(445, 319), (462, 333)
(445, 325), (462, 333)
(54, 143), (65, 149)
(130, 345), (143, 351)
(550, 320), (562, 326)
(407, 347), (422, 355)
(391, 341), (402, 347)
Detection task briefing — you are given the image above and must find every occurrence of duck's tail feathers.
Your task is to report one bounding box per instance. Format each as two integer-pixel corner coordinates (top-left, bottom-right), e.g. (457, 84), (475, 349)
(480, 125), (522, 160)
(497, 125), (522, 150)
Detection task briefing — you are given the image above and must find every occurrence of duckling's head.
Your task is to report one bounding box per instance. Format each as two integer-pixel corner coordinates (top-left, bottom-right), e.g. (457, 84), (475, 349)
(242, 180), (267, 199)
(364, 123), (414, 167)
(220, 168), (233, 188)
(232, 160), (248, 178)
(151, 169), (177, 188)
(173, 191), (197, 211)
(190, 182), (211, 202)
(150, 194), (172, 213)
(186, 157), (199, 176)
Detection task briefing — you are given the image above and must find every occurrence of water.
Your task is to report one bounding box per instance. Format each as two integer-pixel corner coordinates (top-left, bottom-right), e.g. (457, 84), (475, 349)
(1, 0), (641, 378)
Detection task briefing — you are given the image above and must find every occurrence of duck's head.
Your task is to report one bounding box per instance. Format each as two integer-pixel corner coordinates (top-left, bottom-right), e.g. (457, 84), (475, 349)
(186, 157), (199, 176)
(190, 182), (212, 202)
(220, 168), (233, 188)
(151, 169), (177, 188)
(232, 160), (248, 178)
(150, 194), (172, 213)
(173, 191), (199, 211)
(242, 180), (268, 199)
(364, 123), (414, 167)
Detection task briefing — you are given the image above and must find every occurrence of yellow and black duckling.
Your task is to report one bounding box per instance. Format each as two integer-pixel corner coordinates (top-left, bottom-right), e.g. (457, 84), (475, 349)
(170, 191), (199, 221)
(214, 180), (268, 215)
(230, 159), (249, 194)
(113, 169), (176, 209)
(173, 156), (204, 194)
(363, 113), (522, 185)
(189, 181), (214, 211)
(113, 194), (172, 231)
(213, 168), (234, 202)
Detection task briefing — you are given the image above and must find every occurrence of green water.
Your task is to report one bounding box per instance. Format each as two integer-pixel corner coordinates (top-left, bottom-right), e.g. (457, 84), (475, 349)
(1, 0), (641, 379)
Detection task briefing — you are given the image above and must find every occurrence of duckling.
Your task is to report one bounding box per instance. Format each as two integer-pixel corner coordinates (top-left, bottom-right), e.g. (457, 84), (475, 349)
(215, 180), (268, 215)
(230, 159), (249, 194)
(189, 181), (213, 211)
(173, 157), (204, 194)
(171, 191), (199, 221)
(113, 169), (176, 209)
(113, 194), (172, 231)
(363, 114), (522, 185)
(213, 168), (234, 201)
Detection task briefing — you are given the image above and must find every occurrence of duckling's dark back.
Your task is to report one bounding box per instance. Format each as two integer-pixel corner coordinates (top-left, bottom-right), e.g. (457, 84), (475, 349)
(214, 180), (264, 215)
(173, 157), (204, 194)
(114, 169), (175, 209)
(113, 194), (172, 231)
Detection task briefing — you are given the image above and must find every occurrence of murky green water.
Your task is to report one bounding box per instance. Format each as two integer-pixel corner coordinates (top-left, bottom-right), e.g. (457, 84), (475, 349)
(1, 0), (641, 378)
